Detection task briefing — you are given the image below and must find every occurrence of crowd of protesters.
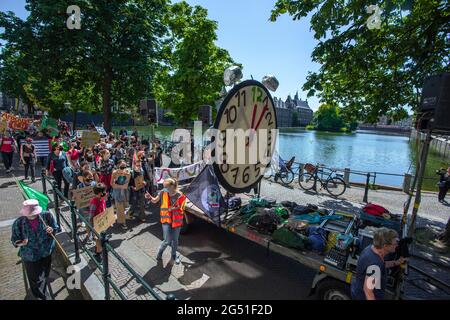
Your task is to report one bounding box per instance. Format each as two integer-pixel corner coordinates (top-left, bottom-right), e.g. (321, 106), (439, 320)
(5, 123), (187, 299)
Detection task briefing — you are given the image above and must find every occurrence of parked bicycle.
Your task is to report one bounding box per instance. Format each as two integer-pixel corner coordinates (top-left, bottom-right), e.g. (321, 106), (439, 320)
(264, 156), (298, 185)
(298, 163), (347, 197)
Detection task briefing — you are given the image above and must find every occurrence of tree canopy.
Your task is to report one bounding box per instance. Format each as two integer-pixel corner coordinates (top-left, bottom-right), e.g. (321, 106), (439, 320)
(270, 0), (449, 123)
(310, 103), (357, 132)
(1, 0), (170, 131)
(153, 1), (237, 127)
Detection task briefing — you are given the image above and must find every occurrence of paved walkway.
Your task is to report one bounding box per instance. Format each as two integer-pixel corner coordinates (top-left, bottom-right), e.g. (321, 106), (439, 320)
(0, 160), (82, 300)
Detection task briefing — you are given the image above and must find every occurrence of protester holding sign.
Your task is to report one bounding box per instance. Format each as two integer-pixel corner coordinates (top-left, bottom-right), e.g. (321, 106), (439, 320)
(88, 183), (107, 261)
(129, 160), (147, 222)
(145, 178), (186, 265)
(1, 131), (17, 173)
(20, 137), (37, 182)
(11, 199), (60, 300)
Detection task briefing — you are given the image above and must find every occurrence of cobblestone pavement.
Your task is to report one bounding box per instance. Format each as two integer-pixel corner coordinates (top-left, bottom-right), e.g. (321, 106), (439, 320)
(0, 160), (82, 300)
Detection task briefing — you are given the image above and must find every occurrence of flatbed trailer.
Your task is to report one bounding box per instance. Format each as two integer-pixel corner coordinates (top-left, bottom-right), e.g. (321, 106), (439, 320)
(182, 193), (404, 300)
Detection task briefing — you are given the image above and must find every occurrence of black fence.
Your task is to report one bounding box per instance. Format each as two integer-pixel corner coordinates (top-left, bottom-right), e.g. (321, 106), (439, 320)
(40, 171), (171, 300)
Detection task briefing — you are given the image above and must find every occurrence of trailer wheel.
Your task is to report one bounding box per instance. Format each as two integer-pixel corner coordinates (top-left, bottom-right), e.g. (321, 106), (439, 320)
(316, 279), (351, 300)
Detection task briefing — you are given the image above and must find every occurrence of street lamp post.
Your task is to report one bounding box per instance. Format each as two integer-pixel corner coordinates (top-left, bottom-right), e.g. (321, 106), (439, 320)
(65, 101), (76, 132)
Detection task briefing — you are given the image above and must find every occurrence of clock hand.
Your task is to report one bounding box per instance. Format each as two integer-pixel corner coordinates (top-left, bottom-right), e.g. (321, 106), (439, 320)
(246, 104), (269, 147)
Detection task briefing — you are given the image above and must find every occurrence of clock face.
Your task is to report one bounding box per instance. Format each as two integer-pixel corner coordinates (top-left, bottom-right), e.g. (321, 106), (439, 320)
(213, 80), (277, 193)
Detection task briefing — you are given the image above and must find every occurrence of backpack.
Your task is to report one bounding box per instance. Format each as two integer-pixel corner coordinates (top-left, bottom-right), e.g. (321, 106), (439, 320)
(307, 226), (327, 253)
(272, 227), (310, 250)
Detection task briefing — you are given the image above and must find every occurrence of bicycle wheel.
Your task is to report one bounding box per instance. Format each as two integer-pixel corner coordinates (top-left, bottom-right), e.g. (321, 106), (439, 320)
(325, 177), (347, 197)
(298, 172), (316, 191)
(279, 169), (295, 184)
(263, 165), (274, 179)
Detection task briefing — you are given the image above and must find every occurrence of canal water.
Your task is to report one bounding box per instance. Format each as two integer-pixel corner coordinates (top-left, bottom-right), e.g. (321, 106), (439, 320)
(119, 126), (448, 191)
(277, 129), (447, 190)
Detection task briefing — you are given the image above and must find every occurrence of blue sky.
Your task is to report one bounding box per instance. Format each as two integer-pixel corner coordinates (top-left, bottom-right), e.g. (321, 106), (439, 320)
(1, 0), (321, 110)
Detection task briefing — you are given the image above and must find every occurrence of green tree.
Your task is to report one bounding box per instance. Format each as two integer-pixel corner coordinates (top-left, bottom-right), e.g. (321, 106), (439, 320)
(153, 1), (236, 127)
(1, 0), (169, 132)
(270, 0), (449, 123)
(312, 104), (345, 131)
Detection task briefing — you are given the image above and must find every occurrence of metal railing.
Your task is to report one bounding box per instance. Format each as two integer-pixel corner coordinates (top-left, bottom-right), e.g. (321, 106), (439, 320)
(272, 161), (440, 203)
(40, 170), (169, 300)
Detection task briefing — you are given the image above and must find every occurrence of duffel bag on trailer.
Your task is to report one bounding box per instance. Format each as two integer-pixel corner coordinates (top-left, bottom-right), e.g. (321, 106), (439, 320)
(247, 211), (280, 235)
(362, 203), (389, 216)
(272, 226), (310, 250)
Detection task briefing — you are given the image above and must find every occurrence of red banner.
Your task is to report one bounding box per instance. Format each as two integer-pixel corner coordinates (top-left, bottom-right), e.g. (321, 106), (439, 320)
(1, 112), (33, 131)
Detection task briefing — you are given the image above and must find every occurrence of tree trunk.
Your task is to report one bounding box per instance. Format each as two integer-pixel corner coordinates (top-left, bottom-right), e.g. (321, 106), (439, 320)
(102, 66), (113, 132)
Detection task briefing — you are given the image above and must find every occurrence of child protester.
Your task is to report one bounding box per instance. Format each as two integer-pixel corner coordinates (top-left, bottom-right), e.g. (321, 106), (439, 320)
(88, 183), (107, 261)
(111, 160), (130, 230)
(129, 160), (147, 222)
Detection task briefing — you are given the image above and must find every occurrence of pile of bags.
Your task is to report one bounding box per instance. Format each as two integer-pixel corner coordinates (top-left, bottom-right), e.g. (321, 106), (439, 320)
(242, 197), (332, 252)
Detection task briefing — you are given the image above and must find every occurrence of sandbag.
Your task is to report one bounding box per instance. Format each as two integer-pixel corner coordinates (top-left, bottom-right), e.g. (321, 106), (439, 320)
(272, 227), (310, 250)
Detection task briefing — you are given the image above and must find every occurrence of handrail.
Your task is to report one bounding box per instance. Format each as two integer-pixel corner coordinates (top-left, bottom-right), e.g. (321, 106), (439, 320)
(40, 171), (166, 300)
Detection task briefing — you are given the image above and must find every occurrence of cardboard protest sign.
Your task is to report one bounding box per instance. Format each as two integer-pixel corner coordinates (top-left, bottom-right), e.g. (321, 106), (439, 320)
(134, 175), (146, 191)
(112, 170), (131, 189)
(95, 126), (107, 137)
(0, 120), (7, 134)
(81, 131), (100, 148)
(71, 186), (95, 209)
(93, 207), (116, 234)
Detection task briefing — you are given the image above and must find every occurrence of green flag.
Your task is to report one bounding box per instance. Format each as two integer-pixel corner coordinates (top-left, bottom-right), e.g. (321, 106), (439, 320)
(41, 116), (59, 137)
(18, 181), (49, 211)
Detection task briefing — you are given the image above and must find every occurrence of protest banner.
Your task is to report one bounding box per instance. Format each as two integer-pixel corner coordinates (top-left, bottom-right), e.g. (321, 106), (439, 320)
(1, 112), (33, 131)
(93, 207), (116, 234)
(153, 161), (205, 184)
(70, 186), (95, 209)
(81, 131), (100, 148)
(112, 170), (131, 189)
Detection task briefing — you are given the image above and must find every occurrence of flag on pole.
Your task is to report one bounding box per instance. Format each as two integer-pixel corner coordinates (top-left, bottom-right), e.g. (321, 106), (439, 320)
(18, 181), (49, 211)
(41, 115), (59, 137)
(183, 165), (225, 226)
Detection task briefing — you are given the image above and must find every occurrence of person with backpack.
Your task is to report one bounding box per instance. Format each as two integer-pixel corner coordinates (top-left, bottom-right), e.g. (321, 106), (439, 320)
(20, 137), (37, 182)
(145, 178), (186, 264)
(1, 131), (17, 173)
(11, 199), (60, 300)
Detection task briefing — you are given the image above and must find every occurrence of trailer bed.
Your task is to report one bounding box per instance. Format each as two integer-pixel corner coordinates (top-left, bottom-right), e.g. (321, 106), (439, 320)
(183, 195), (352, 284)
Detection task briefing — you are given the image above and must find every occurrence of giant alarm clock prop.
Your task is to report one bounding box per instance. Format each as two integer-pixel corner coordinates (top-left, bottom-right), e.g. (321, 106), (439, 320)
(213, 77), (278, 193)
